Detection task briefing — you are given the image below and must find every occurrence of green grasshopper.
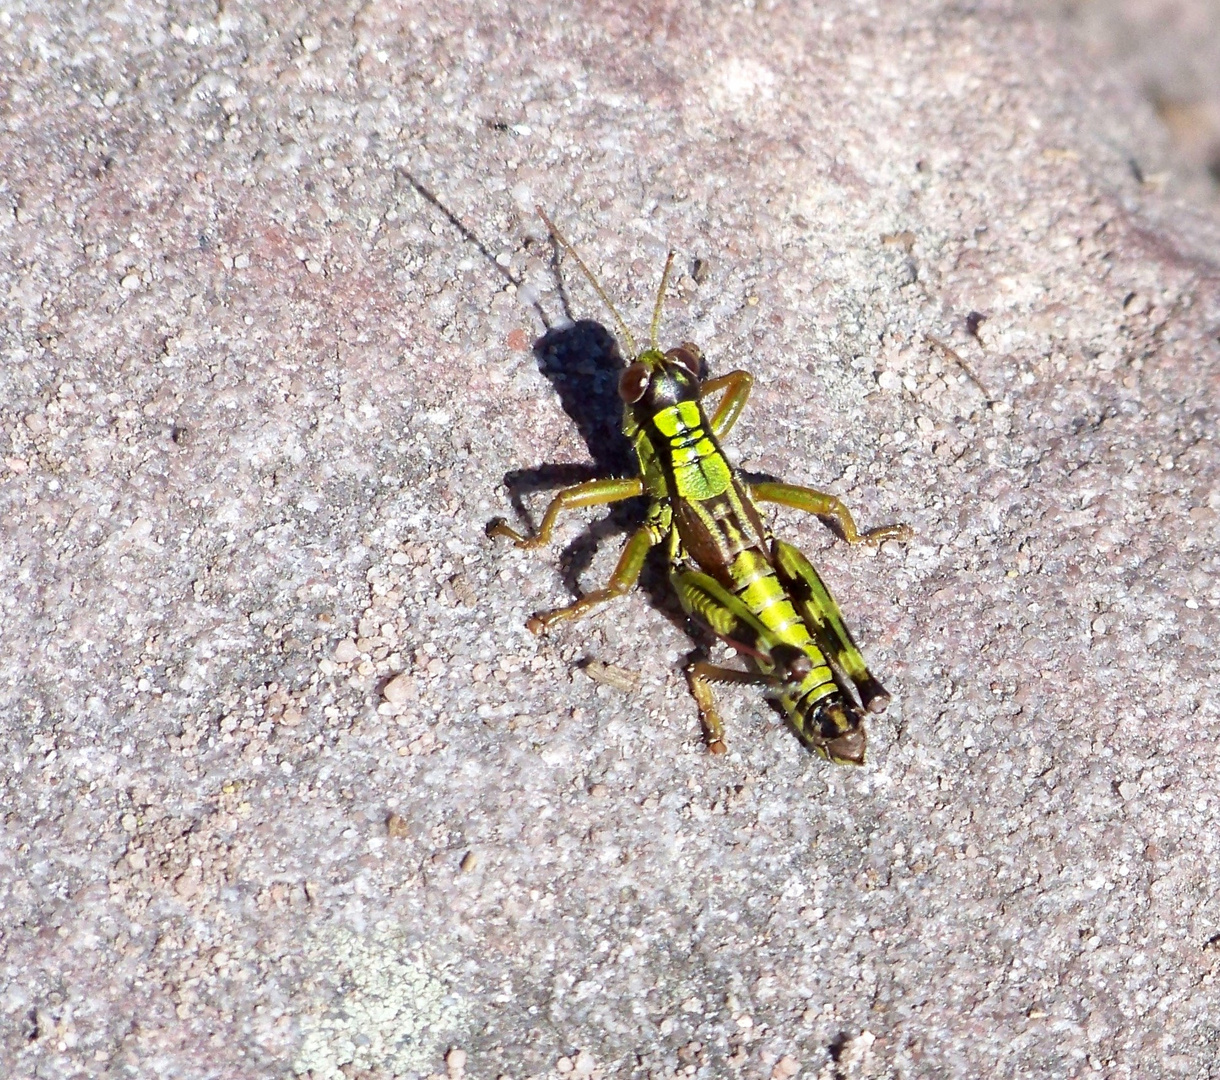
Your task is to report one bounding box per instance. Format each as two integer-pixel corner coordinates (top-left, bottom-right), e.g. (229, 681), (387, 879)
(488, 210), (911, 763)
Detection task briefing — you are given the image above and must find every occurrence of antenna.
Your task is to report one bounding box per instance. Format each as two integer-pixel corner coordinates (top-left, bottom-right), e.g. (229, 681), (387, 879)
(536, 207), (639, 357)
(649, 251), (675, 349)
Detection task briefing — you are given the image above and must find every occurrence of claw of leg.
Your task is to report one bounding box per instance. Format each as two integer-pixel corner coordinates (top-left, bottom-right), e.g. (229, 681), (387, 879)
(864, 522), (912, 545)
(486, 518), (533, 545)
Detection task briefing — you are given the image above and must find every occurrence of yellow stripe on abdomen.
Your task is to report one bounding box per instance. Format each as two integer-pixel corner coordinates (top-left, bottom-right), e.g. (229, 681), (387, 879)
(730, 552), (811, 642)
(782, 670), (838, 715)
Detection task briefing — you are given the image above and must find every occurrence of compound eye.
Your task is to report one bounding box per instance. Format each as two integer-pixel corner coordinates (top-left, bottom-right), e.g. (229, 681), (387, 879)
(665, 342), (703, 379)
(618, 362), (650, 403)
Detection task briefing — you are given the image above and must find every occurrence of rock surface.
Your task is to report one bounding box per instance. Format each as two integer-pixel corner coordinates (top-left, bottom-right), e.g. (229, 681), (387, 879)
(2, 2), (1218, 1078)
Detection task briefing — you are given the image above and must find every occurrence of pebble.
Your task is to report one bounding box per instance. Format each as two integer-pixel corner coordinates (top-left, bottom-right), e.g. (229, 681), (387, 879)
(333, 639), (360, 663)
(771, 1055), (800, 1079)
(382, 673), (414, 704)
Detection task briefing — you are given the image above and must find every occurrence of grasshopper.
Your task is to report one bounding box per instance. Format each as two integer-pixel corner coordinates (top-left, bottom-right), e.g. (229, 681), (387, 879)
(488, 210), (911, 763)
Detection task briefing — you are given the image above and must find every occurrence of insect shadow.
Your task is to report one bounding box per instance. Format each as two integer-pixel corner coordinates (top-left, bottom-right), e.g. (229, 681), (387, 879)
(500, 319), (682, 619)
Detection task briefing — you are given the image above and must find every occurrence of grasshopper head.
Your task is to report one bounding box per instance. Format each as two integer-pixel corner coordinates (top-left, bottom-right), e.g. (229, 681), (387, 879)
(618, 342), (704, 411)
(534, 210), (696, 412)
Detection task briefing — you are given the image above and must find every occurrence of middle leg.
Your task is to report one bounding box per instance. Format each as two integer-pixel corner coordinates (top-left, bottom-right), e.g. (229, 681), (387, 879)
(526, 523), (657, 634)
(750, 481), (911, 545)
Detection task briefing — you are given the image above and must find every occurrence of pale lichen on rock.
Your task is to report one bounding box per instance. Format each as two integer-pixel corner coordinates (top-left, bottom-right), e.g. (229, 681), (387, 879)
(292, 927), (467, 1079)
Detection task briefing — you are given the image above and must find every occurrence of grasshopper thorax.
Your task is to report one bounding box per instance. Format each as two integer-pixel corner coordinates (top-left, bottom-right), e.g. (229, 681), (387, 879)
(618, 343), (704, 414)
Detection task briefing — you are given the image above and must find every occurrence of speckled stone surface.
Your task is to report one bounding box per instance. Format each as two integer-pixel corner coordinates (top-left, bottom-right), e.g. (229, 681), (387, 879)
(2, 2), (1219, 1078)
(1048, 0), (1220, 207)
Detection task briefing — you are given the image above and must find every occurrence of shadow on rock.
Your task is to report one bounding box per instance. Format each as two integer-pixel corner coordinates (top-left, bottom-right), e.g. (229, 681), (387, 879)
(495, 319), (677, 619)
